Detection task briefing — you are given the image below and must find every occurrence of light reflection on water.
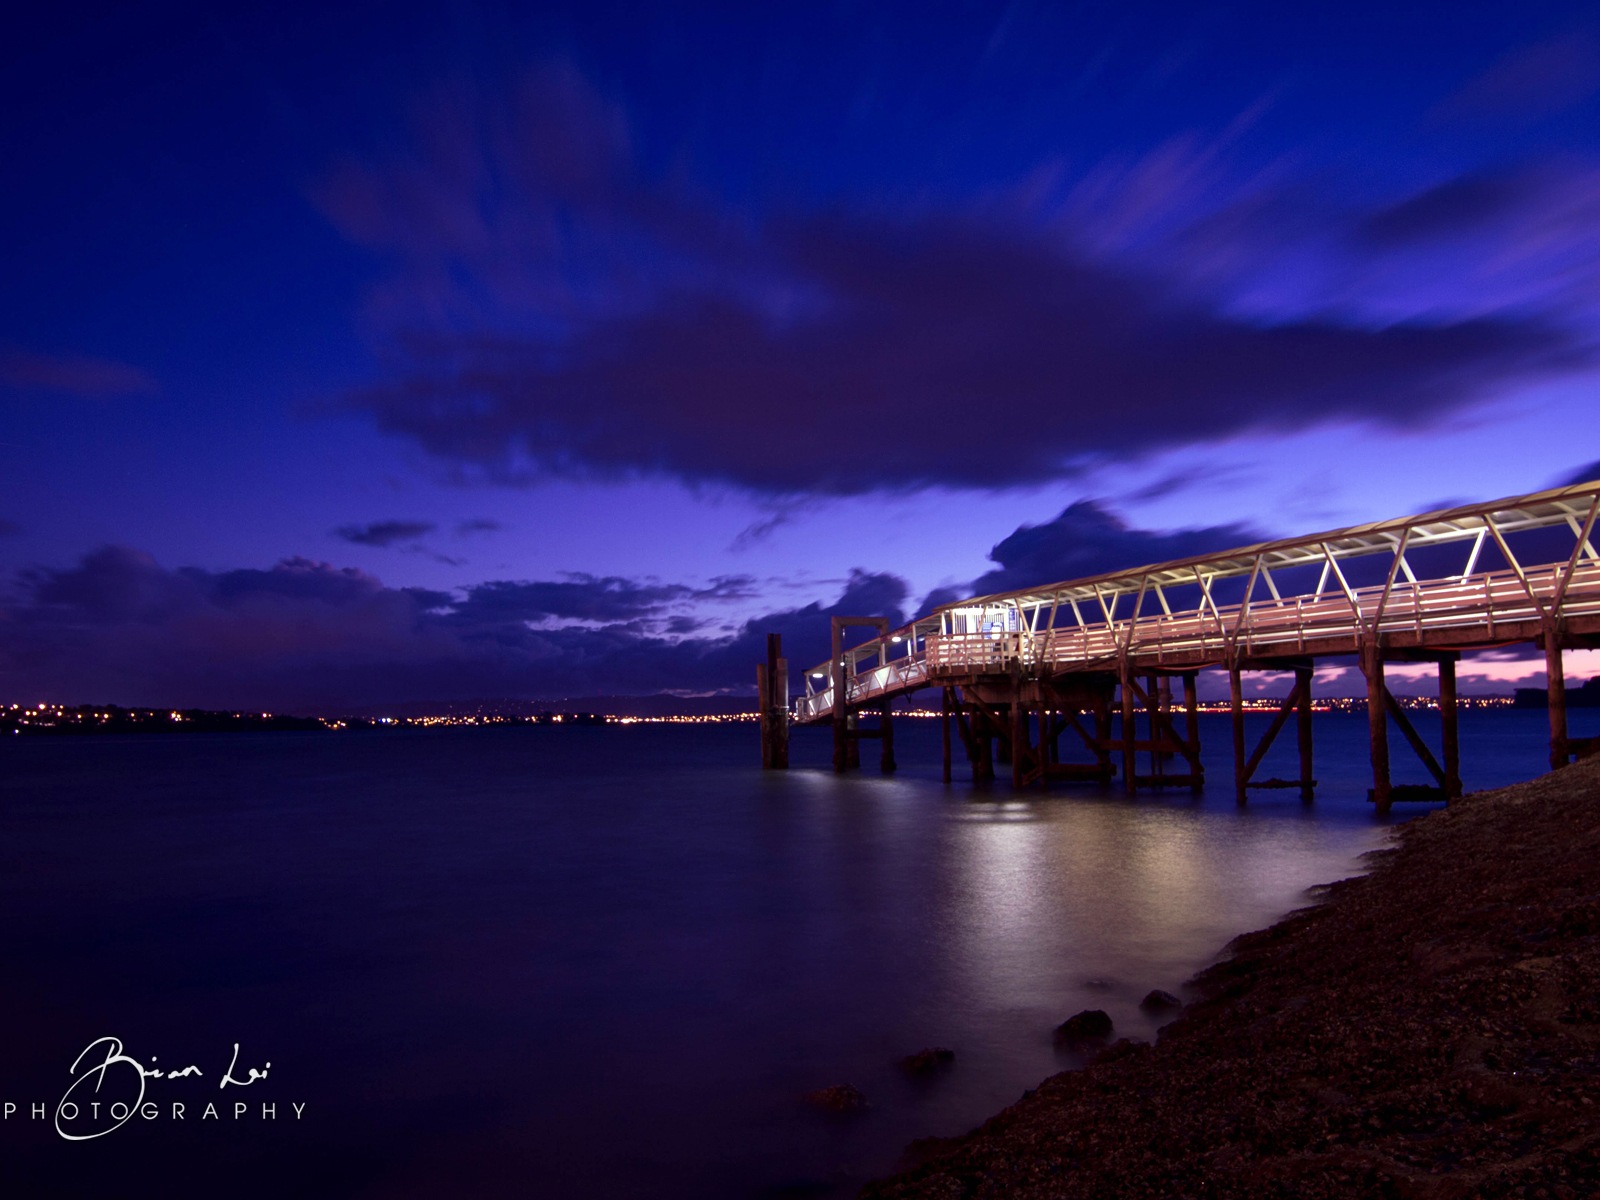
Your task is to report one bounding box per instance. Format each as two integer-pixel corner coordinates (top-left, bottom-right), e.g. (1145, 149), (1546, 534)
(0, 711), (1572, 1198)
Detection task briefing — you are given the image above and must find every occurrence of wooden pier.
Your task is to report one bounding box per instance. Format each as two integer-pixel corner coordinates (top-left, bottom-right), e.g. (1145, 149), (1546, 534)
(761, 481), (1600, 811)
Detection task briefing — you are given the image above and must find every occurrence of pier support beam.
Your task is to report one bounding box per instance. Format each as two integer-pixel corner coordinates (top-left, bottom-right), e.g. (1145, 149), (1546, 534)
(757, 633), (789, 769)
(1363, 645), (1393, 814)
(1229, 661), (1315, 800)
(1010, 672), (1026, 789)
(1183, 672), (1203, 795)
(1440, 657), (1461, 799)
(1545, 622), (1569, 771)
(1119, 659), (1137, 796)
(941, 687), (953, 783)
(1228, 663), (1246, 804)
(1295, 667), (1314, 802)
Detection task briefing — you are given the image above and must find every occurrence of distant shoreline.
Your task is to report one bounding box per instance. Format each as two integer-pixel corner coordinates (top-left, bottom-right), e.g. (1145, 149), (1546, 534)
(2, 693), (1559, 737)
(862, 756), (1600, 1197)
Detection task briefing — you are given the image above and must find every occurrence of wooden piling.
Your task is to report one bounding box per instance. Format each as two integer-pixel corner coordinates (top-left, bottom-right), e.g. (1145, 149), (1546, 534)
(1439, 656), (1460, 799)
(1545, 622), (1568, 770)
(1364, 646), (1392, 813)
(758, 633), (789, 769)
(1295, 666), (1314, 801)
(1182, 671), (1202, 793)
(1228, 663), (1246, 804)
(941, 686), (953, 783)
(880, 699), (896, 774)
(757, 661), (770, 768)
(1010, 672), (1026, 788)
(1094, 692), (1113, 781)
(1119, 659), (1137, 796)
(831, 659), (848, 774)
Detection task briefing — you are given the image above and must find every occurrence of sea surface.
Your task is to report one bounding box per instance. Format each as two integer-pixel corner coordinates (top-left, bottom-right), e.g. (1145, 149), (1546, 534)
(1, 708), (1591, 1198)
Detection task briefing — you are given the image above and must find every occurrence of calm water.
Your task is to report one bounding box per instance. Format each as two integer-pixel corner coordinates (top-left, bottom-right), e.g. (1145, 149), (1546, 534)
(0, 709), (1588, 1198)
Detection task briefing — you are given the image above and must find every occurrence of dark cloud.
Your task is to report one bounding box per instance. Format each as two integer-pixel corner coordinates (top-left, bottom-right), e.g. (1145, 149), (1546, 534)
(1360, 172), (1531, 247)
(0, 549), (899, 710)
(455, 518), (503, 536)
(334, 519), (437, 547)
(0, 350), (158, 399)
(353, 216), (1572, 495)
(1560, 459), (1600, 486)
(921, 500), (1264, 611)
(325, 67), (1580, 498)
(452, 575), (695, 624)
(450, 572), (757, 624)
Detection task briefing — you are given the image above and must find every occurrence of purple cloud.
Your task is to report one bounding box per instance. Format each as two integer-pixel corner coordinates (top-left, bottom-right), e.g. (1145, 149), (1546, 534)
(922, 500), (1265, 611)
(1359, 172), (1532, 248)
(321, 67), (1580, 497)
(1560, 459), (1600, 487)
(334, 519), (438, 547)
(0, 548), (903, 711)
(0, 350), (159, 399)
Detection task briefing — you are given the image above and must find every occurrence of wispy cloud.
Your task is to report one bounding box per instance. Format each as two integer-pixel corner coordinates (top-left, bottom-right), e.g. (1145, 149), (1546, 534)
(333, 519), (438, 547)
(0, 350), (159, 399)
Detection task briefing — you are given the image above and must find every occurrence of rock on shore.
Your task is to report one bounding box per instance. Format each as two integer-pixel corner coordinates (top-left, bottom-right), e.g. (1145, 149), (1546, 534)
(862, 757), (1600, 1199)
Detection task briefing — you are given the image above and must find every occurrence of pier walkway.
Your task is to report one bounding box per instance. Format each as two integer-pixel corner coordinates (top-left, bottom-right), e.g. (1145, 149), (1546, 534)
(756, 481), (1600, 810)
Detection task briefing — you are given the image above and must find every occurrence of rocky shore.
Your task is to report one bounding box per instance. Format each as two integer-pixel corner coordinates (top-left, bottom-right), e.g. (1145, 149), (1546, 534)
(862, 757), (1600, 1199)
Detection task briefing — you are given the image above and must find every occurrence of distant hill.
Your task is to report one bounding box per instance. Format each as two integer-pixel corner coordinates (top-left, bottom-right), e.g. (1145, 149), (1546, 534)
(1513, 676), (1600, 709)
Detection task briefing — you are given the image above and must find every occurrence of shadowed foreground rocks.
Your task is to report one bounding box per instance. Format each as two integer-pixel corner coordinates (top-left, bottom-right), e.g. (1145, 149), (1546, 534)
(862, 757), (1600, 1199)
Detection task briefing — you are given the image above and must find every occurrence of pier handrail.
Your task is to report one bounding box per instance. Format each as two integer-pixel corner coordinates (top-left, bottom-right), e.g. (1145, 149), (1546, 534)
(791, 481), (1600, 723)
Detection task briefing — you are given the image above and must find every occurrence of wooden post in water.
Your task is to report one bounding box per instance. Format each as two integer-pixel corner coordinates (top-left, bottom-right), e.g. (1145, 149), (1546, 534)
(880, 698), (896, 774)
(1363, 645), (1392, 813)
(1010, 671), (1026, 789)
(1228, 662), (1246, 804)
(1439, 656), (1461, 799)
(1295, 666), (1314, 802)
(941, 686), (953, 783)
(758, 633), (789, 769)
(1037, 693), (1051, 786)
(1094, 689), (1114, 782)
(830, 658), (848, 773)
(1118, 658), (1137, 795)
(1182, 671), (1202, 793)
(1545, 621), (1568, 770)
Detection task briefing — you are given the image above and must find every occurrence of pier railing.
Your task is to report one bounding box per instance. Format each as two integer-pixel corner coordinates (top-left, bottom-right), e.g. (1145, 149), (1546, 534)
(792, 555), (1600, 724)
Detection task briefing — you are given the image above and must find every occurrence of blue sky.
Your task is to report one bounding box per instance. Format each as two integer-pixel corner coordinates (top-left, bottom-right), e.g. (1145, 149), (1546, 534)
(3, 1), (1599, 708)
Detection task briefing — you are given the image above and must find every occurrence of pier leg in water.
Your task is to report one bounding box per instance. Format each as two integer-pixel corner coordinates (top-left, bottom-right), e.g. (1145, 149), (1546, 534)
(1119, 659), (1136, 796)
(1183, 671), (1203, 794)
(1363, 645), (1392, 813)
(1440, 657), (1461, 799)
(1545, 622), (1568, 770)
(1228, 663), (1246, 805)
(757, 633), (789, 770)
(941, 687), (953, 783)
(880, 699), (895, 774)
(1094, 692), (1113, 782)
(1010, 673), (1025, 789)
(1296, 666), (1314, 802)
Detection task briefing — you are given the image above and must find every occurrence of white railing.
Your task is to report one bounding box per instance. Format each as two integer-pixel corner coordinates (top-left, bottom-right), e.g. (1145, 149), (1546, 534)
(791, 560), (1600, 722)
